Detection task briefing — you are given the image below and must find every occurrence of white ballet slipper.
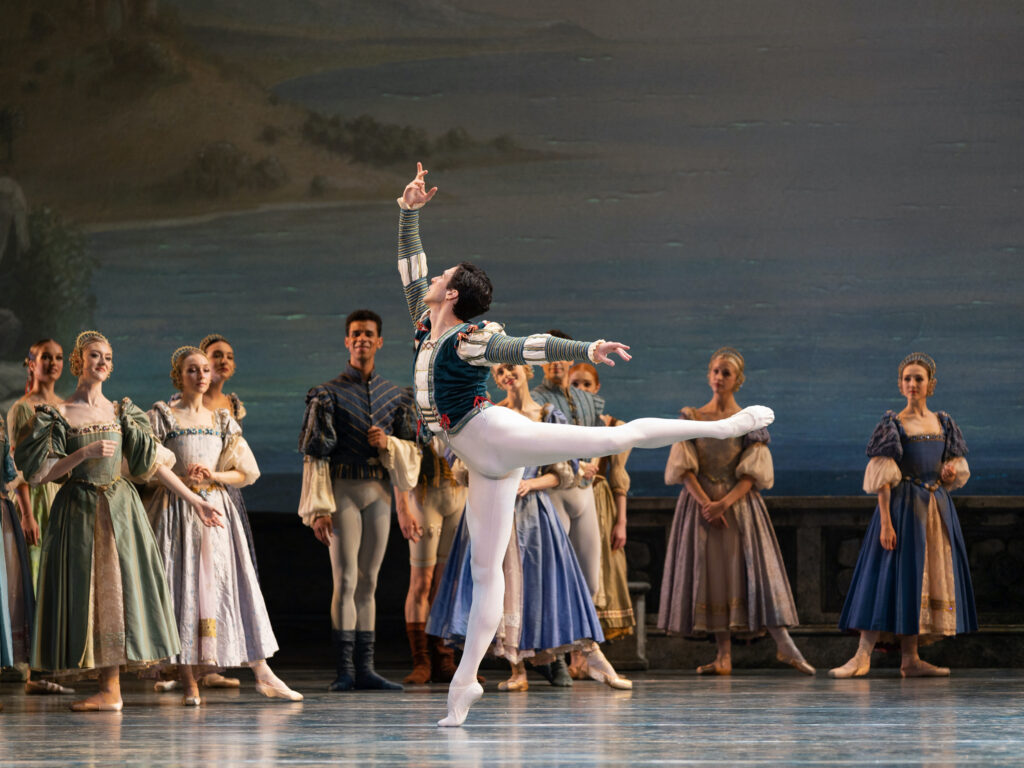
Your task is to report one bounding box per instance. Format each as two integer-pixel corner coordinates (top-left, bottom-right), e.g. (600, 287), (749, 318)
(437, 681), (483, 727)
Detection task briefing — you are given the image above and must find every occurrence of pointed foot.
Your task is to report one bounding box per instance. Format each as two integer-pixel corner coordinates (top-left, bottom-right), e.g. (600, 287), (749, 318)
(438, 681), (483, 727)
(777, 653), (816, 675)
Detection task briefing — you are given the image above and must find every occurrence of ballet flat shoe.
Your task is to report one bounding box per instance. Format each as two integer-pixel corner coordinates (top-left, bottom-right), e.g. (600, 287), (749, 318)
(497, 678), (528, 692)
(153, 679), (179, 693)
(182, 696), (202, 707)
(696, 661), (731, 676)
(777, 653), (816, 676)
(255, 680), (304, 701)
(70, 699), (123, 712)
(26, 680), (75, 695)
(438, 681), (483, 727)
(201, 673), (240, 688)
(900, 663), (950, 678)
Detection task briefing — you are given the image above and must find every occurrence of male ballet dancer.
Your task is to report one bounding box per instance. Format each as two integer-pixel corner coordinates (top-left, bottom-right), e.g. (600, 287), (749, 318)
(396, 163), (773, 726)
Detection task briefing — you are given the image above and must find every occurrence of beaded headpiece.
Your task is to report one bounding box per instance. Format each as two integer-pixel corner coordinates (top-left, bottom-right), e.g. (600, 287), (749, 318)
(709, 346), (746, 388)
(69, 331), (110, 377)
(170, 345), (206, 390)
(898, 352), (936, 378)
(199, 333), (230, 352)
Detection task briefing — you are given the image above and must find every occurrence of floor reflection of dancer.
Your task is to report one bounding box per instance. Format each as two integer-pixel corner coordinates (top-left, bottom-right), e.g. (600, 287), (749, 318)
(428, 363), (631, 692)
(830, 353), (976, 679)
(658, 348), (812, 675)
(15, 331), (217, 711)
(147, 347), (301, 705)
(567, 363), (636, 666)
(395, 163), (774, 726)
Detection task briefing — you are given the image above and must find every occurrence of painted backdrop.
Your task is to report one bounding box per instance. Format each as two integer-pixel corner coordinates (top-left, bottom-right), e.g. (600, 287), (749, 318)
(2, 1), (1021, 495)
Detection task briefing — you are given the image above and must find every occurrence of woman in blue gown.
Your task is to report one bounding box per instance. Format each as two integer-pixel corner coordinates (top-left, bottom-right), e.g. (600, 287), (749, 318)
(830, 353), (976, 678)
(427, 363), (631, 691)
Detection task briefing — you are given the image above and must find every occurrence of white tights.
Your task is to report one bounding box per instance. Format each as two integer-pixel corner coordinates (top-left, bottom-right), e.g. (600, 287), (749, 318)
(444, 404), (772, 690)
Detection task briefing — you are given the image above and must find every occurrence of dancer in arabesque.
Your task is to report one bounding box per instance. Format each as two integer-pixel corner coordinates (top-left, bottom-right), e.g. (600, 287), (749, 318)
(394, 163), (775, 726)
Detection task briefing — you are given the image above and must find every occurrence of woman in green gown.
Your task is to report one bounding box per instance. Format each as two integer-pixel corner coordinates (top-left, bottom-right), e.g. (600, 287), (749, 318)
(15, 331), (221, 712)
(7, 338), (65, 587)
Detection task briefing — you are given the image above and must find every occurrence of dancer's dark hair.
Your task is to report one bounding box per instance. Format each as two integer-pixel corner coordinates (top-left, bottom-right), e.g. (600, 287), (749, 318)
(450, 262), (492, 321)
(346, 309), (383, 335)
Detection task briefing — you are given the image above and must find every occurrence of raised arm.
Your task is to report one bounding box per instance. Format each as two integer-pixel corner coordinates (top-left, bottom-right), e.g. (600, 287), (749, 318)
(396, 162), (438, 328)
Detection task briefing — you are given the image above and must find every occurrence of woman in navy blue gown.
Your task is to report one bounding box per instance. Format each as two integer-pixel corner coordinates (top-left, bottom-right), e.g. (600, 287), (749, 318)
(830, 353), (976, 678)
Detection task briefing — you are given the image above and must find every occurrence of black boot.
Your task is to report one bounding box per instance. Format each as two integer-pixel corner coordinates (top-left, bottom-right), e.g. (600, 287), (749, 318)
(550, 657), (573, 687)
(328, 629), (356, 692)
(354, 631), (403, 690)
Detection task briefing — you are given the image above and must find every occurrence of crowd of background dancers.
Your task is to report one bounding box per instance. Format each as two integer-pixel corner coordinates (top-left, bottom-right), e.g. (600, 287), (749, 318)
(0, 169), (975, 717)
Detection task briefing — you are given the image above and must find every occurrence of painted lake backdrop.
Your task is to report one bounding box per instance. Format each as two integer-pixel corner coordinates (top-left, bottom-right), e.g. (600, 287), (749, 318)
(2, 1), (1022, 497)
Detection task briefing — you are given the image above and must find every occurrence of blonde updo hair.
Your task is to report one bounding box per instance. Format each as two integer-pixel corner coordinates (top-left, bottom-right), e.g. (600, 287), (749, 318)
(898, 352), (937, 396)
(69, 331), (111, 377)
(709, 346), (745, 389)
(170, 345), (207, 391)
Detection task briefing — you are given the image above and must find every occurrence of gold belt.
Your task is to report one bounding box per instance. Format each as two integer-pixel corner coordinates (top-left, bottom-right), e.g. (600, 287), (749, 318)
(903, 475), (940, 492)
(68, 475), (123, 493)
(189, 482), (225, 500)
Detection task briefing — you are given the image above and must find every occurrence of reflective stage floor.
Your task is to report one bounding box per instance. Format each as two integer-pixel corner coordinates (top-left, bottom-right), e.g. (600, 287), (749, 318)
(2, 669), (1023, 766)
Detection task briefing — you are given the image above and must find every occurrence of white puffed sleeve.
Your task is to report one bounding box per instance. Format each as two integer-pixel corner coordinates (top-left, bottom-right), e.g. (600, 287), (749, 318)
(298, 456), (335, 526)
(380, 436), (421, 493)
(735, 442), (774, 491)
(664, 441), (699, 485)
(455, 321), (506, 367)
(29, 458), (61, 486)
(862, 456), (902, 494)
(941, 456), (970, 491)
(218, 436), (260, 487)
(125, 443), (177, 484)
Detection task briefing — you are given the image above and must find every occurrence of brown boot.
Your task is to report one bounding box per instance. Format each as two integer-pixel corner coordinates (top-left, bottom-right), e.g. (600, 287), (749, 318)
(404, 622), (432, 684)
(429, 633), (458, 683)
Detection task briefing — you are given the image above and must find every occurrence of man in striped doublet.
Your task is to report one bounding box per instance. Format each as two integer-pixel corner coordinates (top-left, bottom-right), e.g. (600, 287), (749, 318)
(298, 309), (415, 692)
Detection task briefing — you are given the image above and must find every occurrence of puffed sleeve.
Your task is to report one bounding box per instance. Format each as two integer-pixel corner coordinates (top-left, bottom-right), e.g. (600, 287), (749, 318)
(298, 456), (335, 526)
(863, 457), (902, 494)
(217, 412), (260, 488)
(664, 408), (699, 485)
(14, 405), (67, 486)
(454, 321), (506, 366)
(298, 386), (337, 458)
(6, 402), (33, 487)
(865, 411), (902, 461)
(380, 436), (421, 493)
(229, 393), (247, 422)
(736, 441), (774, 491)
(147, 401), (172, 443)
(938, 412), (968, 462)
(120, 399), (172, 483)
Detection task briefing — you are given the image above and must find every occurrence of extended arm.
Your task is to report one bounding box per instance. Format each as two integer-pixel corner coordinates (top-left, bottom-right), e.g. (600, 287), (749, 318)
(458, 325), (630, 368)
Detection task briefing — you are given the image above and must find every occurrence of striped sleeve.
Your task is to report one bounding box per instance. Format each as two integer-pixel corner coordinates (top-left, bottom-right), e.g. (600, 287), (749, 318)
(398, 208), (428, 326)
(457, 323), (599, 367)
